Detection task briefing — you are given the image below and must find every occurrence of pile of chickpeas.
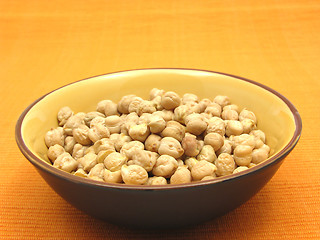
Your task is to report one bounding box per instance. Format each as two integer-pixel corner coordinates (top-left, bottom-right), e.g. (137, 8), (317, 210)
(44, 88), (271, 185)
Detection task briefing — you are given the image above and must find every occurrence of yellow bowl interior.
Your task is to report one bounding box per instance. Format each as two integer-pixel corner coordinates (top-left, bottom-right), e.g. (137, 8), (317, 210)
(21, 69), (296, 165)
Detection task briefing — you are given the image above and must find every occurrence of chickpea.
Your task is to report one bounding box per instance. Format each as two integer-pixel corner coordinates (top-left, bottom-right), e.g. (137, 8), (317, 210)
(151, 95), (163, 111)
(74, 168), (87, 178)
(161, 120), (185, 142)
(223, 104), (240, 113)
(120, 112), (139, 135)
(204, 103), (222, 117)
(214, 95), (230, 108)
(182, 93), (199, 104)
(185, 113), (207, 135)
(103, 100), (119, 116)
(146, 176), (167, 185)
(239, 108), (257, 124)
(149, 88), (165, 100)
(170, 166), (192, 184)
(152, 155), (178, 178)
(250, 129), (266, 143)
(120, 141), (145, 159)
(137, 100), (157, 115)
(45, 127), (65, 148)
(148, 115), (166, 133)
(197, 145), (216, 163)
(185, 157), (198, 170)
(201, 175), (216, 181)
(97, 100), (110, 114)
(128, 97), (143, 114)
(174, 103), (201, 124)
(47, 144), (65, 162)
(225, 120), (243, 137)
(241, 119), (256, 134)
(138, 113), (152, 125)
(89, 116), (106, 128)
(181, 134), (201, 157)
(57, 106), (73, 126)
(121, 164), (148, 185)
(231, 134), (256, 149)
(72, 143), (88, 159)
(198, 98), (212, 113)
(233, 145), (253, 166)
(216, 139), (232, 156)
(215, 153), (236, 176)
(191, 160), (217, 181)
(221, 109), (238, 120)
(104, 152), (127, 172)
(105, 115), (123, 134)
(113, 133), (132, 152)
(206, 117), (225, 136)
(73, 125), (91, 146)
(93, 138), (115, 154)
(96, 149), (115, 163)
(64, 136), (76, 153)
(117, 94), (140, 114)
(53, 152), (78, 173)
(233, 166), (249, 174)
(127, 149), (158, 172)
(158, 137), (184, 159)
(104, 169), (122, 183)
(88, 163), (105, 180)
(161, 91), (181, 110)
(78, 152), (98, 172)
(63, 114), (85, 135)
(251, 148), (269, 164)
(84, 111), (105, 127)
(153, 110), (174, 122)
(128, 123), (150, 142)
(204, 132), (224, 151)
(145, 134), (162, 152)
(88, 123), (110, 143)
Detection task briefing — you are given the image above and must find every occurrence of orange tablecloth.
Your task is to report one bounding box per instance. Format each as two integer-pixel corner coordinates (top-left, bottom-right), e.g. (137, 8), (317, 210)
(1, 1), (319, 239)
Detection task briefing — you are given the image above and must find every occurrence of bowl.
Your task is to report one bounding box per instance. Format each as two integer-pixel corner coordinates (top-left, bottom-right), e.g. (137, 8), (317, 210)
(15, 68), (302, 229)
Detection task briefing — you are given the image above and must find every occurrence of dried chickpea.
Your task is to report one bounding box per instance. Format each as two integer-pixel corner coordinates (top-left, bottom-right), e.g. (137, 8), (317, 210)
(64, 136), (76, 153)
(225, 120), (243, 137)
(89, 116), (106, 128)
(78, 152), (97, 172)
(233, 166), (249, 174)
(204, 103), (222, 117)
(145, 134), (162, 152)
(47, 144), (65, 162)
(170, 166), (192, 184)
(117, 95), (140, 114)
(149, 88), (165, 100)
(198, 98), (212, 113)
(223, 104), (240, 113)
(221, 109), (239, 120)
(158, 137), (184, 159)
(96, 149), (115, 163)
(138, 113), (152, 125)
(45, 127), (65, 148)
(231, 134), (256, 149)
(233, 145), (253, 166)
(73, 125), (92, 145)
(250, 129), (266, 143)
(239, 108), (257, 124)
(197, 145), (216, 163)
(181, 134), (201, 157)
(148, 114), (166, 133)
(151, 95), (163, 111)
(121, 164), (148, 185)
(185, 113), (207, 135)
(127, 149), (158, 172)
(72, 143), (88, 159)
(161, 120), (185, 142)
(152, 155), (178, 178)
(120, 141), (145, 159)
(104, 169), (122, 183)
(88, 163), (105, 180)
(216, 139), (233, 155)
(146, 176), (167, 185)
(84, 111), (105, 127)
(53, 152), (78, 173)
(201, 175), (216, 181)
(214, 95), (230, 108)
(63, 114), (85, 135)
(57, 106), (73, 126)
(215, 153), (236, 176)
(105, 115), (123, 134)
(137, 100), (157, 115)
(128, 123), (150, 142)
(191, 160), (217, 181)
(103, 100), (119, 116)
(174, 102), (201, 125)
(161, 91), (181, 110)
(74, 168), (87, 178)
(206, 117), (225, 136)
(204, 132), (224, 151)
(182, 93), (199, 104)
(251, 148), (269, 164)
(93, 138), (115, 154)
(241, 119), (256, 134)
(88, 123), (110, 143)
(104, 152), (127, 172)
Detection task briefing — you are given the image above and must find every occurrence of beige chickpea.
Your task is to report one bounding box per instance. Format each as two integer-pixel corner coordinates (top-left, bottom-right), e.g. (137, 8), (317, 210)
(97, 100), (110, 114)
(198, 98), (212, 113)
(145, 134), (162, 152)
(149, 88), (165, 100)
(63, 114), (85, 135)
(241, 119), (256, 134)
(174, 103), (201, 124)
(161, 91), (181, 110)
(128, 123), (150, 142)
(204, 132), (224, 151)
(146, 176), (167, 185)
(73, 168), (87, 178)
(197, 145), (216, 163)
(96, 149), (115, 163)
(120, 113), (139, 135)
(185, 157), (198, 170)
(181, 134), (201, 157)
(105, 115), (123, 134)
(148, 114), (166, 133)
(73, 125), (91, 146)
(225, 120), (243, 137)
(114, 133), (132, 152)
(182, 93), (199, 104)
(104, 152), (127, 172)
(53, 152), (78, 173)
(78, 152), (98, 172)
(204, 103), (222, 117)
(250, 129), (266, 143)
(104, 169), (122, 183)
(223, 104), (240, 113)
(206, 117), (225, 136)
(64, 136), (76, 154)
(152, 155), (178, 178)
(121, 164), (148, 185)
(89, 116), (106, 128)
(233, 145), (253, 166)
(103, 100), (119, 116)
(191, 160), (217, 181)
(239, 108), (257, 124)
(185, 113), (207, 135)
(88, 163), (105, 180)
(152, 110), (174, 122)
(215, 153), (236, 176)
(84, 111), (105, 127)
(231, 134), (256, 149)
(128, 97), (143, 114)
(72, 143), (88, 159)
(88, 123), (110, 143)
(170, 166), (192, 184)
(221, 109), (239, 120)
(138, 113), (152, 125)
(158, 137), (184, 159)
(216, 139), (233, 156)
(84, 146), (95, 155)
(45, 127), (65, 148)
(47, 144), (65, 162)
(214, 95), (230, 108)
(120, 141), (145, 159)
(127, 149), (158, 172)
(117, 94), (140, 114)
(251, 148), (269, 164)
(161, 120), (185, 142)
(93, 138), (115, 154)
(134, 100), (156, 116)
(151, 95), (163, 111)
(233, 166), (249, 174)
(57, 106), (73, 126)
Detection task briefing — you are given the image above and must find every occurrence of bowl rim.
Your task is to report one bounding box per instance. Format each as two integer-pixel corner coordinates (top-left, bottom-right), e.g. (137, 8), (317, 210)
(15, 68), (302, 191)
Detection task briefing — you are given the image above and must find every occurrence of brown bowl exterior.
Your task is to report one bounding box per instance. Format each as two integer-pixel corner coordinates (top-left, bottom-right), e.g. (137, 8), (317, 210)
(15, 68), (302, 229)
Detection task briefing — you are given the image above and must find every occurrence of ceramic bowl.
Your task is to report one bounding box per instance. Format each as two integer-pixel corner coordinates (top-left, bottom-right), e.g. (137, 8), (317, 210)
(15, 69), (302, 229)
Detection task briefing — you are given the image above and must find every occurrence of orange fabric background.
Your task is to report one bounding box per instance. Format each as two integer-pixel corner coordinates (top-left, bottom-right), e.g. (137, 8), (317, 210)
(1, 0), (319, 239)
